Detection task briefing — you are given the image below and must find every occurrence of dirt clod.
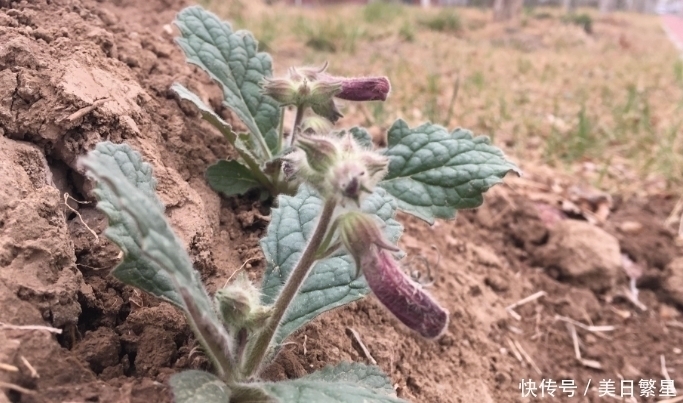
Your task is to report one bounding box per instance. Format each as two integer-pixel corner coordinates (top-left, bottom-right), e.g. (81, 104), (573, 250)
(534, 219), (622, 292)
(73, 327), (121, 374)
(663, 257), (683, 308)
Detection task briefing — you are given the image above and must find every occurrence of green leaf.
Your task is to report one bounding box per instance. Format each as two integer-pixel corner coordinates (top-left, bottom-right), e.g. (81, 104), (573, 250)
(80, 142), (235, 378)
(170, 364), (405, 403)
(258, 364), (407, 403)
(305, 362), (396, 396)
(79, 142), (181, 306)
(264, 128), (280, 154)
(172, 83), (274, 194)
(171, 83), (245, 155)
(206, 160), (262, 196)
(174, 6), (280, 152)
(344, 127), (374, 149)
(260, 185), (401, 344)
(380, 119), (519, 224)
(170, 371), (231, 403)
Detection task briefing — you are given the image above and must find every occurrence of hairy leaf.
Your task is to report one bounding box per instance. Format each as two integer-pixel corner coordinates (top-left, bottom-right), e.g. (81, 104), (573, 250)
(79, 142), (181, 305)
(380, 119), (519, 224)
(305, 362), (396, 396)
(259, 363), (407, 403)
(260, 185), (401, 344)
(206, 160), (262, 196)
(174, 6), (280, 151)
(171, 83), (254, 158)
(170, 371), (231, 403)
(80, 142), (234, 377)
(341, 127), (373, 149)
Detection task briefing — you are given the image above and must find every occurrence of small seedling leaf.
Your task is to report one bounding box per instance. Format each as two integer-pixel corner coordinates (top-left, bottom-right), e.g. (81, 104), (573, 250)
(257, 364), (407, 403)
(260, 185), (401, 344)
(206, 160), (262, 196)
(305, 362), (396, 395)
(174, 6), (280, 150)
(380, 119), (519, 224)
(170, 370), (231, 403)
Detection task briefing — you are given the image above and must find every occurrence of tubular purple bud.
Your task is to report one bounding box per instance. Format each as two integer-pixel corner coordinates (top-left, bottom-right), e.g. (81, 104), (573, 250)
(363, 249), (449, 339)
(338, 212), (448, 338)
(329, 76), (392, 102)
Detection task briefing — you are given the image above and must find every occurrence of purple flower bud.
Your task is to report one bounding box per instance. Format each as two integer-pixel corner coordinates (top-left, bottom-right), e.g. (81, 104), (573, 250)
(337, 212), (448, 338)
(362, 248), (449, 339)
(332, 76), (391, 102)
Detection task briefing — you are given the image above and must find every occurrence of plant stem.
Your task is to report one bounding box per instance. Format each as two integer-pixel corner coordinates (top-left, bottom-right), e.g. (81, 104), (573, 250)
(254, 128), (273, 162)
(242, 198), (337, 378)
(289, 106), (305, 146)
(216, 123), (275, 194)
(277, 107), (285, 153)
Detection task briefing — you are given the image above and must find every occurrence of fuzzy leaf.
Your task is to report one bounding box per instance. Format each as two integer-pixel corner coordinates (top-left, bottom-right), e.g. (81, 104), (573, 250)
(206, 160), (262, 196)
(79, 142), (181, 306)
(380, 119), (519, 224)
(174, 6), (280, 147)
(259, 364), (407, 403)
(170, 371), (231, 403)
(348, 127), (374, 149)
(171, 83), (252, 156)
(260, 185), (401, 344)
(81, 142), (234, 377)
(305, 362), (396, 396)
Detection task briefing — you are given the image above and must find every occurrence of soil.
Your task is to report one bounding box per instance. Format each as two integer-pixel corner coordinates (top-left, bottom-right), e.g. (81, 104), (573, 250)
(1, 1), (682, 402)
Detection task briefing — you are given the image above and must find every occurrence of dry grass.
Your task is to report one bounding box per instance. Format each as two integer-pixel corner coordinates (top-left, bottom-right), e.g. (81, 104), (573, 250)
(200, 0), (683, 193)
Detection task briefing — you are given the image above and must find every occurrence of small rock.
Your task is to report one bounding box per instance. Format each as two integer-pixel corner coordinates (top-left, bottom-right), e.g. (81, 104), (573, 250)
(485, 274), (509, 293)
(618, 221), (643, 234)
(660, 304), (679, 320)
(663, 258), (683, 308)
(470, 244), (503, 267)
(534, 220), (621, 292)
(32, 28), (53, 43)
(97, 8), (118, 26)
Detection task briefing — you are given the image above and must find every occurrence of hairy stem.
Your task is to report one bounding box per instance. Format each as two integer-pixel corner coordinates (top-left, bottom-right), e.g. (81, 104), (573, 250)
(277, 107), (285, 153)
(240, 152), (277, 195)
(254, 127), (273, 163)
(289, 106), (305, 146)
(242, 198), (337, 378)
(215, 123), (275, 194)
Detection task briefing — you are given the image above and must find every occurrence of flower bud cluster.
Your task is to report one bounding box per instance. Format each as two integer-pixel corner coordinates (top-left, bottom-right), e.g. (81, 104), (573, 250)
(214, 272), (271, 334)
(288, 132), (389, 205)
(262, 62), (391, 123)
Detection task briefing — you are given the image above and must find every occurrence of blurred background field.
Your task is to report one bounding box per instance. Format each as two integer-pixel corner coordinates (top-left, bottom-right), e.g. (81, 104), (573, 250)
(200, 0), (682, 194)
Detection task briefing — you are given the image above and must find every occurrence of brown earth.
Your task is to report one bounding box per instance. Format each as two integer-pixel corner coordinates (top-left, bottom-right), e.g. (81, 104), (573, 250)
(1, 0), (682, 402)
